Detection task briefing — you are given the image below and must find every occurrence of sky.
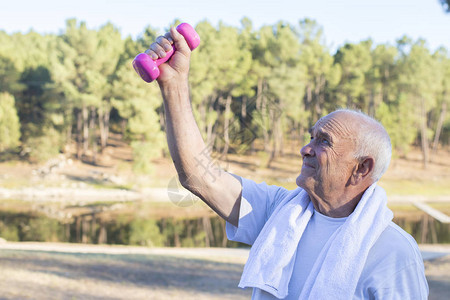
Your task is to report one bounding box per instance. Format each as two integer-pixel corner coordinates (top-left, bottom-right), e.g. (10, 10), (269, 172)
(1, 0), (449, 52)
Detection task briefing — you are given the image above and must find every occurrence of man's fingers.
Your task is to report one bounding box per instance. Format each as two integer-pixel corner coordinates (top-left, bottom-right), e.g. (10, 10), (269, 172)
(170, 27), (191, 56)
(144, 49), (158, 60)
(156, 36), (173, 52)
(164, 32), (174, 44)
(145, 35), (174, 60)
(144, 26), (191, 63)
(149, 42), (166, 58)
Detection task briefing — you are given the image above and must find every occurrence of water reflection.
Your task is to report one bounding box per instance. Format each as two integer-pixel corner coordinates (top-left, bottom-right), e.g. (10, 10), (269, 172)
(0, 202), (449, 246)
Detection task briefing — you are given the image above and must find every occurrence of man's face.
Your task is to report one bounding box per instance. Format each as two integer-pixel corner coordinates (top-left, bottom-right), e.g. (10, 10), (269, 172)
(296, 112), (359, 199)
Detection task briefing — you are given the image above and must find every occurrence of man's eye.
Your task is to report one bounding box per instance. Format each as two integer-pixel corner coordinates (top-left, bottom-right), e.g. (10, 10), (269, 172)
(321, 138), (330, 145)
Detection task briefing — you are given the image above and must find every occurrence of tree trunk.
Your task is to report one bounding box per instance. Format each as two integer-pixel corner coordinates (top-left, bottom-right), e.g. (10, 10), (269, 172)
(278, 117), (284, 156)
(98, 105), (110, 151)
(65, 223), (70, 242)
(382, 68), (389, 103)
(267, 113), (283, 168)
(76, 216), (81, 243)
(368, 89), (376, 117)
(82, 216), (90, 243)
(66, 122), (72, 147)
(200, 97), (208, 135)
(206, 97), (215, 147)
(241, 96), (247, 118)
(261, 92), (270, 152)
(98, 107), (105, 151)
(90, 106), (97, 164)
(91, 214), (97, 240)
(258, 79), (270, 151)
(346, 95), (353, 108)
(420, 98), (429, 169)
(305, 84), (312, 111)
(273, 112), (282, 157)
(432, 100), (447, 154)
(120, 119), (127, 137)
(82, 104), (89, 155)
(313, 76), (323, 121)
(76, 110), (82, 159)
(174, 227), (181, 247)
(420, 215), (429, 243)
(98, 224), (107, 244)
(211, 96), (222, 152)
(299, 126), (305, 149)
(186, 220), (193, 244)
(256, 78), (263, 110)
(222, 94), (232, 156)
(103, 108), (110, 148)
(315, 75), (325, 119)
(202, 216), (214, 247)
(429, 218), (437, 244)
(221, 220), (228, 247)
(291, 120), (299, 153)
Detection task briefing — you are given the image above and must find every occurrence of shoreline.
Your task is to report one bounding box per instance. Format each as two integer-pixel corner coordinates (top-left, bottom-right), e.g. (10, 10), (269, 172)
(1, 186), (450, 203)
(0, 241), (449, 262)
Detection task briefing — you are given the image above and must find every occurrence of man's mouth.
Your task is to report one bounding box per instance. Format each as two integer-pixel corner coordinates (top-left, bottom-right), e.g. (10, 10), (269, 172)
(302, 161), (315, 169)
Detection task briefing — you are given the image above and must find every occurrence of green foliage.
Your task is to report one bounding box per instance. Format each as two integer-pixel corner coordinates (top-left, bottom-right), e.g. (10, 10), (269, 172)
(131, 141), (159, 174)
(0, 55), (25, 94)
(111, 62), (165, 174)
(0, 220), (19, 241)
(0, 18), (448, 166)
(25, 126), (62, 163)
(376, 98), (416, 156)
(129, 218), (164, 247)
(180, 230), (206, 247)
(22, 217), (63, 242)
(334, 41), (373, 108)
(0, 93), (21, 152)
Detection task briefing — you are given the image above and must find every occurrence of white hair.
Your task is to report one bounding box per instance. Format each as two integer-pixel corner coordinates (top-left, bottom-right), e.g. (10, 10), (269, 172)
(335, 108), (392, 182)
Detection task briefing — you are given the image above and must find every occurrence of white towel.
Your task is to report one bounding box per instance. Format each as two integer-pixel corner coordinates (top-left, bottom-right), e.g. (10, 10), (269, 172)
(238, 182), (393, 299)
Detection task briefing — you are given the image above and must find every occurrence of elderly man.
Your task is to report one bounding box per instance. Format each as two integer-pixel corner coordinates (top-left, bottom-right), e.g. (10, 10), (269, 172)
(146, 27), (429, 299)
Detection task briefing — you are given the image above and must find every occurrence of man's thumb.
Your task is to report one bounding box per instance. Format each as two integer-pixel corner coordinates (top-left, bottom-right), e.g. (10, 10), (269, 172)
(170, 27), (191, 56)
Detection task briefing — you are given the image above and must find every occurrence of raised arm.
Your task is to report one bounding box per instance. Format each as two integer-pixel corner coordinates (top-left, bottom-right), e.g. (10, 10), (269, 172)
(146, 27), (242, 226)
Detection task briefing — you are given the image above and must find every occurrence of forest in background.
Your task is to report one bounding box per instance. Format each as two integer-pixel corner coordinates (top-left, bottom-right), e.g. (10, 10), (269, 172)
(0, 18), (449, 173)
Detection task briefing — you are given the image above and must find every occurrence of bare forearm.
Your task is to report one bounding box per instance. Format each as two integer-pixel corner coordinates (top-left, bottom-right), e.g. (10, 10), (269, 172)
(149, 27), (241, 226)
(160, 81), (206, 183)
(159, 81), (241, 226)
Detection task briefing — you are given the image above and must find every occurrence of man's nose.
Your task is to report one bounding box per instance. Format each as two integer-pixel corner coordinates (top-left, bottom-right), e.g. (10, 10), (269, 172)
(300, 143), (314, 157)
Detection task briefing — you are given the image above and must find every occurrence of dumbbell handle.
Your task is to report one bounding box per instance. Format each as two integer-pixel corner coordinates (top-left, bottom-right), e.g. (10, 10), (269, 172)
(132, 23), (200, 83)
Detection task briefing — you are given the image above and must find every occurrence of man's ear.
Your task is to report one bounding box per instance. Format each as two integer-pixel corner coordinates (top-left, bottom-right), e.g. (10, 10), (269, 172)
(351, 157), (374, 185)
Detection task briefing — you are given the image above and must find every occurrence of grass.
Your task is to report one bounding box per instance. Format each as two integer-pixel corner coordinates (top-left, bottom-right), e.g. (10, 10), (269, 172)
(1, 145), (448, 198)
(0, 178), (32, 189)
(87, 182), (135, 190)
(378, 178), (450, 196)
(264, 178), (450, 197)
(387, 204), (421, 212)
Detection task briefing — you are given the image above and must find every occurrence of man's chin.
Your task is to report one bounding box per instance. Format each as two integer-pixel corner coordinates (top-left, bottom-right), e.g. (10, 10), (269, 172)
(296, 174), (314, 192)
(296, 174), (305, 188)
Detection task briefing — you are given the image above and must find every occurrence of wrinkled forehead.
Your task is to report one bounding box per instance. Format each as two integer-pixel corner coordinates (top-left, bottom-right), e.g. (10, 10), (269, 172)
(312, 112), (359, 140)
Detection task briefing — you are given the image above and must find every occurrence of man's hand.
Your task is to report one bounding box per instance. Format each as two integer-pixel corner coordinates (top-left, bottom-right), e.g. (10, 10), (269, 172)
(145, 27), (191, 86)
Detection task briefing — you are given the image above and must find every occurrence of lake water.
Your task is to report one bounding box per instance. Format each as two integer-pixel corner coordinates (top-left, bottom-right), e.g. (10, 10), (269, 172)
(0, 200), (449, 246)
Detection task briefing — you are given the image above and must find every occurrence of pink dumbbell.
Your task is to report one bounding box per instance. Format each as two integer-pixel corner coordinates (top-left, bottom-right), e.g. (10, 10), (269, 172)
(132, 23), (200, 83)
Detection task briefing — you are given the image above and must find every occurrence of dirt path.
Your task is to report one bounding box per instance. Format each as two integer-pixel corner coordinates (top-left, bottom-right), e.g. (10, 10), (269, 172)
(0, 242), (251, 300)
(0, 242), (449, 299)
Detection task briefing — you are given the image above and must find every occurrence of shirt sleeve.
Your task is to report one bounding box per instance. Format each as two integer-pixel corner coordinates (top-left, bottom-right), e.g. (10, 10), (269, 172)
(226, 176), (289, 246)
(372, 260), (429, 300)
(357, 224), (429, 300)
